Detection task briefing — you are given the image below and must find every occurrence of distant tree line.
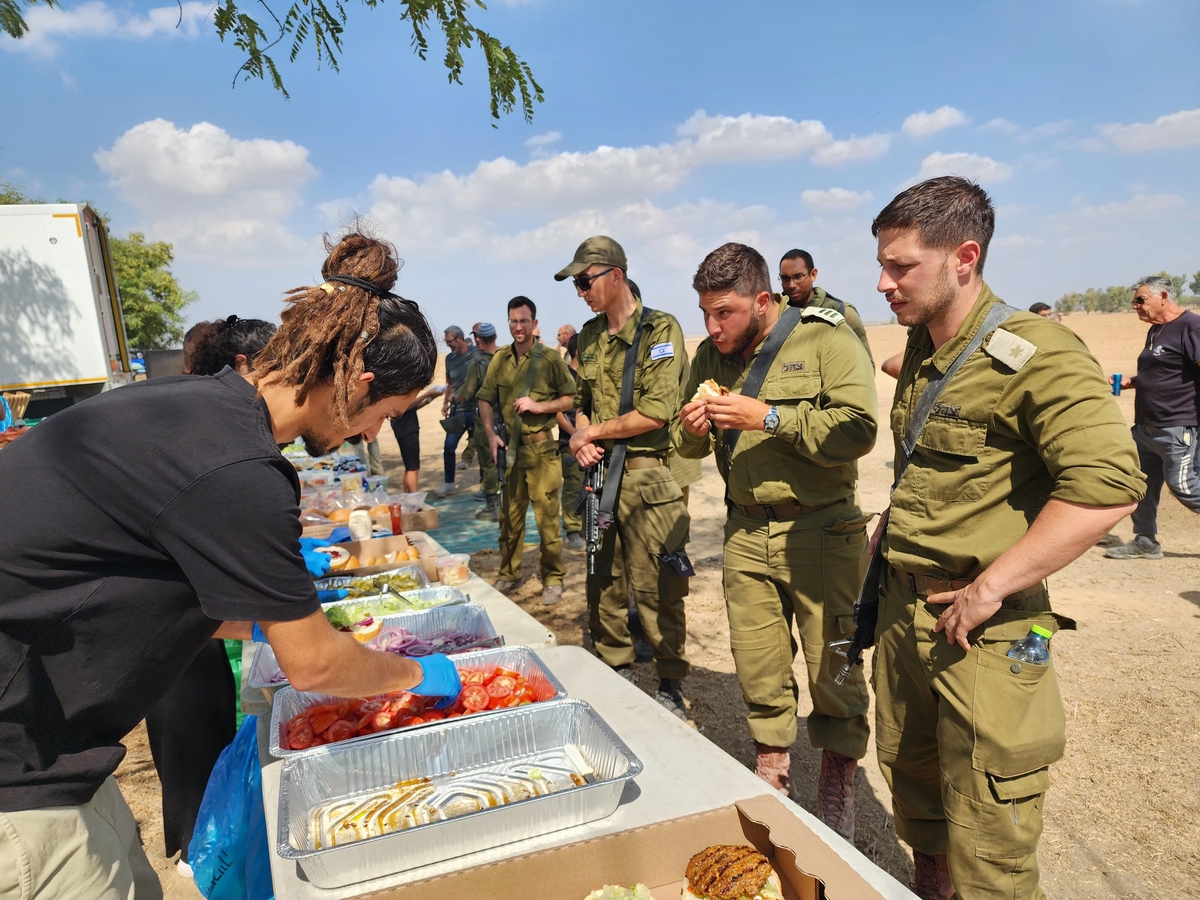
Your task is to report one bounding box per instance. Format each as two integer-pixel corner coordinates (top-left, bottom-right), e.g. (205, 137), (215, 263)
(1055, 270), (1200, 314)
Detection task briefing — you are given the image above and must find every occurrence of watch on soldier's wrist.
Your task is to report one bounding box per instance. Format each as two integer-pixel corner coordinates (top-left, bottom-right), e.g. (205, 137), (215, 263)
(763, 405), (780, 434)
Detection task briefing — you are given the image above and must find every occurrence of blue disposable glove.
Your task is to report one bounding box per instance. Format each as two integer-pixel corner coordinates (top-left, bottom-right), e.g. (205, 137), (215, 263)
(252, 622), (267, 643)
(328, 526), (352, 544)
(298, 537), (332, 577)
(316, 588), (349, 604)
(409, 654), (462, 710)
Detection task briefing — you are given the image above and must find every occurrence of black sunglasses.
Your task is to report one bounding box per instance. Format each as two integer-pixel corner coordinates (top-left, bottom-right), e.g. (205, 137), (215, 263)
(573, 267), (615, 292)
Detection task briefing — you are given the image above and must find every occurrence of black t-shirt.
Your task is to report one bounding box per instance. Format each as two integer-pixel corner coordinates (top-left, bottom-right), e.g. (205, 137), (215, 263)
(1134, 311), (1200, 428)
(393, 407), (421, 436)
(0, 369), (320, 810)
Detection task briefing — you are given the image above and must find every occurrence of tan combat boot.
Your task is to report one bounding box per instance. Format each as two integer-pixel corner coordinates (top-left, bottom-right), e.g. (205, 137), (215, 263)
(911, 851), (954, 900)
(753, 742), (794, 799)
(815, 749), (857, 841)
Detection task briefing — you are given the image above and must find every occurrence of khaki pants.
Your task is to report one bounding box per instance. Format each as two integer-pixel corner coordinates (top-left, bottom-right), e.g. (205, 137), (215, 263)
(587, 465), (690, 680)
(873, 565), (1067, 900)
(472, 418), (498, 496)
(498, 441), (564, 585)
(0, 777), (162, 900)
(722, 500), (871, 755)
(561, 452), (584, 533)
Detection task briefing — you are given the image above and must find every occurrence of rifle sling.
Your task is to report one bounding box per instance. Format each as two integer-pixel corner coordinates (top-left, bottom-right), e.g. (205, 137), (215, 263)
(597, 307), (653, 519)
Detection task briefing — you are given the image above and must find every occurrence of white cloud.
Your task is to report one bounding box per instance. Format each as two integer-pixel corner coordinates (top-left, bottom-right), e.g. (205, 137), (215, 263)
(678, 111), (833, 163)
(980, 117), (1020, 135)
(2, 0), (211, 57)
(524, 131), (562, 148)
(915, 151), (1013, 184)
(1098, 108), (1200, 152)
(811, 134), (892, 165)
(902, 106), (968, 138)
(801, 188), (874, 212)
(1019, 119), (1072, 141)
(95, 119), (317, 262)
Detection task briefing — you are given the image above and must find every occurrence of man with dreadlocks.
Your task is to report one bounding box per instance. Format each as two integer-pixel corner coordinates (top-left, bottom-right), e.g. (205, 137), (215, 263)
(0, 230), (462, 898)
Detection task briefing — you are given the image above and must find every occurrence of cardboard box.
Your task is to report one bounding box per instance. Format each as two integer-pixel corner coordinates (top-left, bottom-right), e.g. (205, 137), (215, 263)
(329, 532), (440, 582)
(367, 794), (884, 900)
(303, 505), (440, 540)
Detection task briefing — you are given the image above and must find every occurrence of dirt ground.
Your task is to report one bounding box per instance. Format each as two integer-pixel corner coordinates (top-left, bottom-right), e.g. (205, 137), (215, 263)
(117, 311), (1200, 898)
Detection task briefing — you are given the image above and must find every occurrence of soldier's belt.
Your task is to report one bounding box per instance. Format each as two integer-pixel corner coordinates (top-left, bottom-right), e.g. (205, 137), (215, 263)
(519, 431), (552, 446)
(728, 499), (837, 520)
(624, 455), (665, 470)
(891, 566), (1045, 603)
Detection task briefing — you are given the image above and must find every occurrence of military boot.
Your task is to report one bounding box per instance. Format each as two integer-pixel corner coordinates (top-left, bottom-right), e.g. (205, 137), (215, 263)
(911, 851), (954, 900)
(815, 749), (856, 841)
(753, 742), (794, 799)
(474, 494), (498, 521)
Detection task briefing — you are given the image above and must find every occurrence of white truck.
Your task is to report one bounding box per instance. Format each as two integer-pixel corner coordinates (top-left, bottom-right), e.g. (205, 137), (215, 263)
(0, 203), (133, 416)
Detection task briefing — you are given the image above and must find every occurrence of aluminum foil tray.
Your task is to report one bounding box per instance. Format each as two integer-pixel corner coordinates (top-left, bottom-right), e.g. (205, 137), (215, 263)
(315, 563), (430, 592)
(269, 645), (566, 758)
(246, 603), (499, 700)
(319, 586), (467, 624)
(276, 699), (642, 889)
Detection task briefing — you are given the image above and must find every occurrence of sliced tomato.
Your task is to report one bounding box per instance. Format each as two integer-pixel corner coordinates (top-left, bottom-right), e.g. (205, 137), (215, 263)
(422, 710), (445, 721)
(461, 684), (490, 712)
(444, 711), (462, 718)
(460, 670), (486, 685)
(515, 684), (537, 703)
(392, 694), (423, 715)
(491, 667), (521, 682)
(486, 679), (514, 701)
(489, 693), (520, 710)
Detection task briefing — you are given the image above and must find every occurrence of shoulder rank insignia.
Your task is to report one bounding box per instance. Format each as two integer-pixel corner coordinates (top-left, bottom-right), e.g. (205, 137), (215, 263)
(984, 328), (1037, 371)
(800, 306), (844, 326)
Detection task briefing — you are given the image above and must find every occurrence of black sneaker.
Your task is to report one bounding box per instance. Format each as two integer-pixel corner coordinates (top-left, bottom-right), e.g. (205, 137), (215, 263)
(655, 679), (687, 720)
(1104, 536), (1163, 560)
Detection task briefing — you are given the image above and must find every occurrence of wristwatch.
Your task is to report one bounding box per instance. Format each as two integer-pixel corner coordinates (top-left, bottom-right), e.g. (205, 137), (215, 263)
(763, 405), (780, 434)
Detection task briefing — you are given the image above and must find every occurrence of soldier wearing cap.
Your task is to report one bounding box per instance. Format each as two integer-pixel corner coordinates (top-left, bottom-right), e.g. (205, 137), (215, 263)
(557, 236), (693, 718)
(478, 298), (575, 604)
(778, 249), (873, 364)
(675, 242), (877, 839)
(460, 322), (500, 519)
(870, 176), (1144, 899)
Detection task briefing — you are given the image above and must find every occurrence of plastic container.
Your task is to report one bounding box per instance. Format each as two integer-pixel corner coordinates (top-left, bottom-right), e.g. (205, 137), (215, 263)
(1007, 624), (1051, 664)
(436, 553), (471, 586)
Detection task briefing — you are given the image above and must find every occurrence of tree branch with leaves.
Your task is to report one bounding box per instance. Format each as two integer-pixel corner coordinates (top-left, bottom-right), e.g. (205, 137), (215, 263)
(5, 0), (543, 123)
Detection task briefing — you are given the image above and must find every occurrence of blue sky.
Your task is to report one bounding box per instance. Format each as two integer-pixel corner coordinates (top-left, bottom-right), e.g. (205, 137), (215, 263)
(3, 0), (1198, 339)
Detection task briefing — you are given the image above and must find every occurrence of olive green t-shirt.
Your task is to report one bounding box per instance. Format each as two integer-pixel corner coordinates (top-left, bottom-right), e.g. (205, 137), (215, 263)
(477, 343), (575, 438)
(457, 348), (495, 404)
(886, 284), (1146, 578)
(575, 300), (687, 456)
(673, 302), (878, 508)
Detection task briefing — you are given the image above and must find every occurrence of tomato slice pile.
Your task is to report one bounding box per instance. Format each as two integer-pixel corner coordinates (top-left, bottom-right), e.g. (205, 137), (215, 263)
(282, 666), (544, 749)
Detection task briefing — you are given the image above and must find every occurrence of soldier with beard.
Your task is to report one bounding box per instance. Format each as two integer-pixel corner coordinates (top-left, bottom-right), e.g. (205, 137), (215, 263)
(674, 242), (877, 840)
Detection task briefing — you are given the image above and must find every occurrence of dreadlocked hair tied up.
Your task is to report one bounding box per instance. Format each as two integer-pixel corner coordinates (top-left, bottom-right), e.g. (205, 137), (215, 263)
(254, 229), (437, 426)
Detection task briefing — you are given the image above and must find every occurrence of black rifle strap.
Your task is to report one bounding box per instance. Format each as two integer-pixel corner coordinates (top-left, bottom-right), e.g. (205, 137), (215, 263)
(721, 302), (803, 478)
(598, 306), (654, 519)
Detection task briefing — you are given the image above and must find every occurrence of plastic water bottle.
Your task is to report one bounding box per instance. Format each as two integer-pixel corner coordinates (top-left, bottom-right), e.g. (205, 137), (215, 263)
(1007, 624), (1052, 664)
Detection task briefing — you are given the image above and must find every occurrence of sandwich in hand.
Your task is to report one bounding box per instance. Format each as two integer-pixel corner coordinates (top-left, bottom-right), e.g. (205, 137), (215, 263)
(691, 379), (729, 402)
(682, 845), (782, 900)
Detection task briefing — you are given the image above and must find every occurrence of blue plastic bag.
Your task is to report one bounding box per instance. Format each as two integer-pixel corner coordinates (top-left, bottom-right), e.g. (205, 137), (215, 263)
(188, 716), (275, 900)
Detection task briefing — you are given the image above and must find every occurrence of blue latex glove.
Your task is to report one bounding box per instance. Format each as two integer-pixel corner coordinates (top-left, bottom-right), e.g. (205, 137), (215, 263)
(252, 622), (267, 643)
(409, 654), (462, 710)
(328, 526), (352, 544)
(317, 588), (349, 604)
(298, 537), (332, 577)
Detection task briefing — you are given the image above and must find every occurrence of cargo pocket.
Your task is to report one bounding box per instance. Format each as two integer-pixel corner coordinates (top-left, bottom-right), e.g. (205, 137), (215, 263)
(637, 471), (688, 556)
(821, 514), (869, 631)
(971, 640), (1066, 779)
(728, 620), (791, 707)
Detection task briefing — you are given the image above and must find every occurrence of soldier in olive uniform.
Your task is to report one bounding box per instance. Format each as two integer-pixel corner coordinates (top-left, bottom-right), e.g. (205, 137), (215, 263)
(869, 177), (1144, 900)
(478, 297), (576, 606)
(556, 236), (692, 718)
(777, 249), (873, 364)
(675, 242), (877, 839)
(459, 322), (500, 519)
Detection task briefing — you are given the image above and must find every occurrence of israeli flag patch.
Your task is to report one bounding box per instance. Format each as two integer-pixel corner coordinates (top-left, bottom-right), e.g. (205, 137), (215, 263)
(649, 342), (675, 361)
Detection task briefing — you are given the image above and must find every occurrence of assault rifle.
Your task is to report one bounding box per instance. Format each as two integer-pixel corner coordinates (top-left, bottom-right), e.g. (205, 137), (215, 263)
(494, 417), (508, 490)
(831, 510), (888, 685)
(576, 462), (605, 575)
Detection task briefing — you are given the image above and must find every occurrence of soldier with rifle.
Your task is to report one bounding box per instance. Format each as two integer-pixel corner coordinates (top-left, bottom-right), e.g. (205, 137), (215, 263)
(675, 241), (876, 840)
(842, 176), (1144, 899)
(478, 297), (575, 605)
(556, 236), (693, 719)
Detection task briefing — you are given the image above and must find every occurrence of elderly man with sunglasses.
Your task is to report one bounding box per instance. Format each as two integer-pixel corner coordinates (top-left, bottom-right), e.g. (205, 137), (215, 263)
(556, 236), (694, 719)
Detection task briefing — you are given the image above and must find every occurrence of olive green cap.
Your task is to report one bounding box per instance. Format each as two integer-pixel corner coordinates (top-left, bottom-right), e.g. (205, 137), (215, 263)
(1029, 624), (1052, 639)
(554, 235), (628, 281)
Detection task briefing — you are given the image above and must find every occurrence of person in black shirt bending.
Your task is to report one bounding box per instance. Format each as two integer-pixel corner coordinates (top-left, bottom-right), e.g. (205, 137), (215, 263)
(1106, 275), (1200, 560)
(0, 230), (460, 898)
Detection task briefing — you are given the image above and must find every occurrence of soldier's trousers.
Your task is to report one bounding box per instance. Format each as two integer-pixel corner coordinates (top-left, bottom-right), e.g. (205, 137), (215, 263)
(472, 419), (498, 496)
(498, 441), (564, 586)
(587, 464), (690, 681)
(561, 452), (584, 533)
(722, 500), (870, 756)
(873, 565), (1068, 900)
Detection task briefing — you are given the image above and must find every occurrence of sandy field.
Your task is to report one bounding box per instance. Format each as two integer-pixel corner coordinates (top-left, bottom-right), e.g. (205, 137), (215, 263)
(117, 311), (1199, 899)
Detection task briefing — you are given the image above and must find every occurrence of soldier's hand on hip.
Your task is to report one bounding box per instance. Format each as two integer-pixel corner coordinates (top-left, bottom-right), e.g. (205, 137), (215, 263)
(705, 394), (772, 431)
(928, 583), (1005, 652)
(680, 399), (711, 436)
